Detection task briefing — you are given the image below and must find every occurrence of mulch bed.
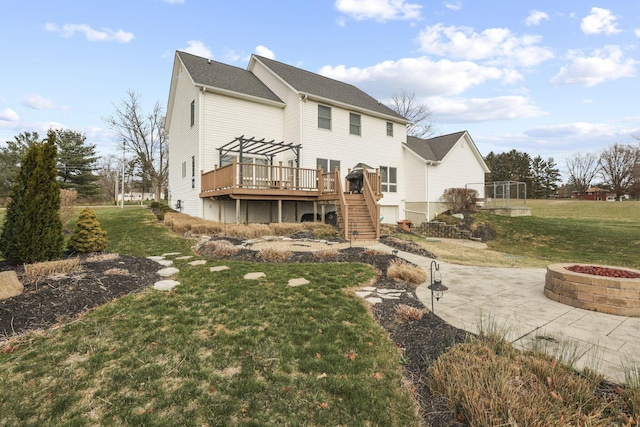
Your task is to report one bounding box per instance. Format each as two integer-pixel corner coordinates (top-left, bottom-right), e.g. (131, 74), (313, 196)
(0, 238), (467, 426)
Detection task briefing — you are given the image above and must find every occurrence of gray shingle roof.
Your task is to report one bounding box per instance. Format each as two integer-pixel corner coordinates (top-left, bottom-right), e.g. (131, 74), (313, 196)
(405, 131), (467, 162)
(252, 55), (406, 121)
(177, 51), (283, 104)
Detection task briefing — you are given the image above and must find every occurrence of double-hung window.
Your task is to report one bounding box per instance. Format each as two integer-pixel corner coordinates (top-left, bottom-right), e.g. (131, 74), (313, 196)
(318, 105), (331, 130)
(317, 158), (340, 173)
(190, 100), (195, 127)
(380, 166), (397, 192)
(386, 122), (393, 137)
(349, 113), (361, 136)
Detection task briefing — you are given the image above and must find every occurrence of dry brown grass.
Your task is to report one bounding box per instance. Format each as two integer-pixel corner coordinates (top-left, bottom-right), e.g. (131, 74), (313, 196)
(85, 253), (120, 263)
(258, 248), (292, 262)
(386, 259), (427, 285)
(163, 212), (340, 240)
(394, 304), (426, 321)
(429, 338), (634, 426)
(196, 240), (239, 258)
(23, 258), (82, 283)
(313, 249), (340, 259)
(363, 248), (386, 256)
(103, 268), (130, 276)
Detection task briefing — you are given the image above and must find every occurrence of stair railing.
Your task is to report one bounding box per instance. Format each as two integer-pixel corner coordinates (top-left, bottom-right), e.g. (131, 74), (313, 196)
(361, 170), (380, 240)
(333, 167), (349, 238)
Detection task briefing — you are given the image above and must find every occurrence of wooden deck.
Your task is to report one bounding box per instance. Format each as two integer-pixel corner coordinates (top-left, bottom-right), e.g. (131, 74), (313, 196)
(199, 158), (382, 239)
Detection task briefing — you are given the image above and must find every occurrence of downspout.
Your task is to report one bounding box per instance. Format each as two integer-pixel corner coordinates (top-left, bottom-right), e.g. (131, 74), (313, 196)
(426, 162), (430, 222)
(199, 86), (205, 218)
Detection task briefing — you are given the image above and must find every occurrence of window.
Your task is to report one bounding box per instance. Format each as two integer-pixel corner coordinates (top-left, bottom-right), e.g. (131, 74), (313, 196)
(318, 105), (331, 130)
(386, 122), (393, 137)
(380, 166), (397, 192)
(191, 156), (195, 188)
(349, 113), (361, 136)
(317, 158), (340, 173)
(181, 161), (186, 178)
(190, 100), (195, 127)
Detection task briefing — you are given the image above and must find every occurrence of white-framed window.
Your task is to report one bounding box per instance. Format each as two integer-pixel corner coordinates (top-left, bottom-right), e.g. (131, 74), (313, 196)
(318, 105), (331, 130)
(317, 158), (340, 173)
(190, 100), (195, 127)
(181, 161), (187, 178)
(386, 122), (393, 137)
(380, 166), (397, 192)
(349, 113), (361, 136)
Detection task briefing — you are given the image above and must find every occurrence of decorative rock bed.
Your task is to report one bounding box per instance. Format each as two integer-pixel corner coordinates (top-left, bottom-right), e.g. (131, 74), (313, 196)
(544, 263), (640, 317)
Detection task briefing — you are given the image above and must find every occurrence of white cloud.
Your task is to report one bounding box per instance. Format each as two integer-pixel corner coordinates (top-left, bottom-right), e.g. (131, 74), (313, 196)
(635, 28), (640, 38)
(525, 122), (615, 138)
(23, 94), (55, 110)
(551, 45), (636, 86)
(443, 1), (461, 11)
(182, 40), (212, 58)
(334, 0), (422, 22)
(44, 23), (134, 43)
(335, 16), (347, 27)
(526, 10), (549, 26)
(254, 45), (275, 59)
(0, 108), (19, 122)
(319, 56), (521, 98)
(430, 96), (546, 122)
(164, 0), (185, 3)
(416, 24), (554, 67)
(581, 7), (621, 35)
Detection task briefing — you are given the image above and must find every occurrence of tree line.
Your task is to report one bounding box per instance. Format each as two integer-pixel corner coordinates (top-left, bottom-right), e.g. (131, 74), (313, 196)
(484, 137), (640, 200)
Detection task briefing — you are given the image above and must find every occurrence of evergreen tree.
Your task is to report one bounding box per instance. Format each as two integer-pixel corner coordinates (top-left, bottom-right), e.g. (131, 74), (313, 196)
(67, 208), (108, 253)
(0, 130), (63, 264)
(55, 129), (101, 198)
(0, 131), (41, 199)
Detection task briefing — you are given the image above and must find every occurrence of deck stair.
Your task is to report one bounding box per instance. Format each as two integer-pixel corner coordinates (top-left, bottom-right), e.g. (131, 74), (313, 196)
(337, 193), (378, 241)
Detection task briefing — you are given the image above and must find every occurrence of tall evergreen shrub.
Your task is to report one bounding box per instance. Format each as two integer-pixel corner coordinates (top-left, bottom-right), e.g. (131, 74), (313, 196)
(0, 130), (63, 263)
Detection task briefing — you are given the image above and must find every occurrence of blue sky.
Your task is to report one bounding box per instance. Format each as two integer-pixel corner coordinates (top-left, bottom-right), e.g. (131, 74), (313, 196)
(1, 0), (639, 170)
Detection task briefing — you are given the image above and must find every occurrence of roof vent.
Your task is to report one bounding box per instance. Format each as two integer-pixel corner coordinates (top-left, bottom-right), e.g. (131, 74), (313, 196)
(208, 59), (211, 64)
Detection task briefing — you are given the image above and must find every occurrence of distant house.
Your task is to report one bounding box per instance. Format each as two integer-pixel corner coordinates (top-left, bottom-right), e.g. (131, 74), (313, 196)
(165, 51), (489, 238)
(573, 187), (616, 201)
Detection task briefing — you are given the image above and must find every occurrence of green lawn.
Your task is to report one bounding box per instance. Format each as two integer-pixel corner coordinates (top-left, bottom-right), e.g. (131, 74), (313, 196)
(0, 207), (421, 426)
(478, 199), (640, 269)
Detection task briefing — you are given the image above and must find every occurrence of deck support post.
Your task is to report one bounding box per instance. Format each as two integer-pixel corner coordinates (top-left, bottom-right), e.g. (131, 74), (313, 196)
(278, 200), (282, 223)
(235, 199), (241, 223)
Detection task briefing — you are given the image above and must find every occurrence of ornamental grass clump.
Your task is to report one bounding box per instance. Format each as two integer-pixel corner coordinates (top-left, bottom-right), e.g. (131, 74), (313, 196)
(67, 208), (108, 253)
(386, 259), (426, 285)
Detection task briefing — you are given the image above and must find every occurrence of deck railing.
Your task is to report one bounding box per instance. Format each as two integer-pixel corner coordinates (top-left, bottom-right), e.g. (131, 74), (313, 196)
(361, 170), (380, 239)
(200, 158), (336, 194)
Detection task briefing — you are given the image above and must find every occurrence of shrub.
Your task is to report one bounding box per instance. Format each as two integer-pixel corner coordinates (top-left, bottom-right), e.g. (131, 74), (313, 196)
(441, 187), (478, 214)
(395, 304), (426, 321)
(313, 249), (339, 259)
(0, 131), (64, 264)
(67, 208), (108, 253)
(387, 259), (427, 285)
(23, 258), (81, 283)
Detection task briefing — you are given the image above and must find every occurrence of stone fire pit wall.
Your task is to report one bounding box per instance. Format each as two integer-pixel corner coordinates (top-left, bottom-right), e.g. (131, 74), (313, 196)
(545, 263), (640, 317)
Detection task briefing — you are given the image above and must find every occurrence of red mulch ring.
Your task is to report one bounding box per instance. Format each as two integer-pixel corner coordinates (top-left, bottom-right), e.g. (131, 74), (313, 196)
(565, 265), (640, 279)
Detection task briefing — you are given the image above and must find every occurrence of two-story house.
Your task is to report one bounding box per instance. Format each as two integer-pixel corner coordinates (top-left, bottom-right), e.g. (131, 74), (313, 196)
(165, 51), (488, 239)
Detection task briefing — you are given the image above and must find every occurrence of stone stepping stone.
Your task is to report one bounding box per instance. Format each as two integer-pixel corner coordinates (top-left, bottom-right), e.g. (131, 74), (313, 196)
(288, 277), (309, 287)
(161, 252), (181, 257)
(377, 288), (405, 294)
(355, 291), (372, 298)
(157, 260), (174, 267)
(153, 280), (180, 291)
(379, 294), (400, 300)
(158, 267), (180, 277)
(0, 271), (23, 300)
(147, 256), (165, 261)
(244, 272), (266, 280)
(188, 260), (207, 266)
(360, 286), (376, 292)
(175, 256), (193, 260)
(365, 297), (383, 305)
(210, 266), (230, 272)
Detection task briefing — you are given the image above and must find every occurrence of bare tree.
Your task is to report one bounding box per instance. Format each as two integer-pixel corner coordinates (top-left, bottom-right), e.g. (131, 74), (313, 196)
(565, 152), (600, 199)
(387, 90), (434, 138)
(598, 143), (640, 200)
(95, 154), (120, 204)
(104, 90), (168, 202)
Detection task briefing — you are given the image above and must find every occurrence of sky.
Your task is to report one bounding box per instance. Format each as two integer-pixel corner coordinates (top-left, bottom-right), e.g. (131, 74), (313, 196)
(1, 0), (639, 173)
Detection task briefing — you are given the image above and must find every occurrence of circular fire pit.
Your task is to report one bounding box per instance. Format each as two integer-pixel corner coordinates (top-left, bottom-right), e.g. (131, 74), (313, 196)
(545, 263), (640, 317)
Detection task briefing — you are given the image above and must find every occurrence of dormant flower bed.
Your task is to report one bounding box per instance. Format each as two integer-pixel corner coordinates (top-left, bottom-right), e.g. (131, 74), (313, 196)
(544, 263), (640, 317)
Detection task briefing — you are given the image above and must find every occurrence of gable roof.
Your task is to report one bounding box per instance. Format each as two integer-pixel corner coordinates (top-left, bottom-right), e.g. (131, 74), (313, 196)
(176, 51), (283, 104)
(250, 55), (407, 121)
(405, 131), (466, 162)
